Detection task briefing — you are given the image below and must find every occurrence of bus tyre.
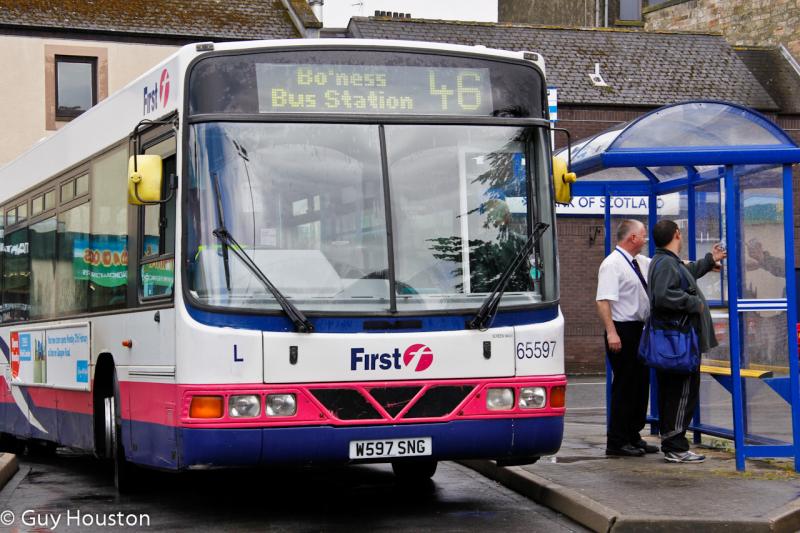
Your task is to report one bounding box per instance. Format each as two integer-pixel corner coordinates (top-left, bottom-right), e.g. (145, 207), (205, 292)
(110, 372), (139, 493)
(0, 433), (22, 454)
(391, 459), (438, 482)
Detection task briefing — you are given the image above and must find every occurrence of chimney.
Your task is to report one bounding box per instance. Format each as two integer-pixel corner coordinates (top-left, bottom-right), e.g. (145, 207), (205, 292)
(374, 10), (411, 18)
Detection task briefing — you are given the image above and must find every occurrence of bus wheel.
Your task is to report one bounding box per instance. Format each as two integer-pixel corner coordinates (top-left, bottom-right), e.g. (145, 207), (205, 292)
(0, 433), (22, 454)
(391, 460), (438, 482)
(27, 440), (58, 457)
(109, 371), (139, 493)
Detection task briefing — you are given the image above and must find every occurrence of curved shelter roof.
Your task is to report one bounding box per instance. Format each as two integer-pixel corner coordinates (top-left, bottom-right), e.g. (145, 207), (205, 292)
(559, 101), (800, 191)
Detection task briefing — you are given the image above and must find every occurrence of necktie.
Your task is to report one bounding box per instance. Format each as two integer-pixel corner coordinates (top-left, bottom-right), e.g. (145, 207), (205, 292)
(631, 259), (648, 290)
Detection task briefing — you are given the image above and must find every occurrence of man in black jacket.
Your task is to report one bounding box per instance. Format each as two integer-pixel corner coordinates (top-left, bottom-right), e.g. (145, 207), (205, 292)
(649, 220), (726, 463)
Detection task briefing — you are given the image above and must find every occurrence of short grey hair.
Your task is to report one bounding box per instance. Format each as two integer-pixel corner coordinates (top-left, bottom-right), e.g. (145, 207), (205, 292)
(616, 219), (643, 243)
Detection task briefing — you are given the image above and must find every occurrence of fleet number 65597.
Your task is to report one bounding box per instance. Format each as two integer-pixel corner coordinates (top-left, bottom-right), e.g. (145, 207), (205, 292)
(516, 341), (557, 359)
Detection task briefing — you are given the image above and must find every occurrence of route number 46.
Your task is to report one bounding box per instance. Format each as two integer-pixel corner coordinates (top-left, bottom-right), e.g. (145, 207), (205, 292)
(428, 71), (483, 111)
(516, 341), (556, 359)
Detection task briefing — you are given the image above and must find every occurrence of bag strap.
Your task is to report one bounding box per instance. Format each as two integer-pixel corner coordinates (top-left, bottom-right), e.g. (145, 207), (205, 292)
(615, 248), (648, 290)
(650, 253), (694, 328)
(649, 253), (690, 291)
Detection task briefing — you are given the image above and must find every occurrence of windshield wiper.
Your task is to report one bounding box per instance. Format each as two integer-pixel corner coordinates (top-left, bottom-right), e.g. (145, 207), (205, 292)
(212, 228), (315, 333)
(211, 173), (232, 291)
(467, 222), (550, 330)
(209, 172), (313, 333)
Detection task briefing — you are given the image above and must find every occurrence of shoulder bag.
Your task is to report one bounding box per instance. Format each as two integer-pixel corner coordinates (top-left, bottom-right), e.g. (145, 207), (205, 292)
(637, 257), (700, 373)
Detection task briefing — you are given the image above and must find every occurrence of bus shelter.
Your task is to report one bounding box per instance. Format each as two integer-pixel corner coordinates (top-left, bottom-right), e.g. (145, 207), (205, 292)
(560, 101), (800, 471)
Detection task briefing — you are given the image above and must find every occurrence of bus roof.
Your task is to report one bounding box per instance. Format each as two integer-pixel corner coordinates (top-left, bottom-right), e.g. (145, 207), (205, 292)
(0, 39), (545, 204)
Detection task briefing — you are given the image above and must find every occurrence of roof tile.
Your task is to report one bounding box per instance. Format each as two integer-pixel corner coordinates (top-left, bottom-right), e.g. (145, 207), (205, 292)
(348, 17), (778, 110)
(0, 0), (304, 40)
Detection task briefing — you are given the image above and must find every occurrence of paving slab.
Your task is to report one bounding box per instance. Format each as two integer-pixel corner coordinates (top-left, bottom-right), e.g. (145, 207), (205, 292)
(463, 376), (800, 532)
(0, 454), (18, 491)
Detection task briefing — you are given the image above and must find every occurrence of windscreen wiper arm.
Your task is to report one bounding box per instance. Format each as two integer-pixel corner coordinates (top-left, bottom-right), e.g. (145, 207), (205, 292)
(467, 222), (550, 331)
(211, 173), (232, 291)
(212, 228), (314, 333)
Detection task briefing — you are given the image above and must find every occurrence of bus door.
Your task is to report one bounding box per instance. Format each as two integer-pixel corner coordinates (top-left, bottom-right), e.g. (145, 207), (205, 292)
(124, 126), (178, 465)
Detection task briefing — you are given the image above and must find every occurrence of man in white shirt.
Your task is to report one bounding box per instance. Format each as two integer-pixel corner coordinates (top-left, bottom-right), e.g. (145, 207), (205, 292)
(596, 219), (657, 457)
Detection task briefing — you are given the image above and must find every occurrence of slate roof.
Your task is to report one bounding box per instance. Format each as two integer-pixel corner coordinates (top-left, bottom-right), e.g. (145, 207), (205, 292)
(0, 0), (308, 40)
(348, 17), (778, 110)
(736, 47), (800, 114)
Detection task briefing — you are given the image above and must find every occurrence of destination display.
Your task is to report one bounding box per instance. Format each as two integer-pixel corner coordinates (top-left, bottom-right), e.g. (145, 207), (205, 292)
(256, 64), (493, 115)
(189, 50), (544, 118)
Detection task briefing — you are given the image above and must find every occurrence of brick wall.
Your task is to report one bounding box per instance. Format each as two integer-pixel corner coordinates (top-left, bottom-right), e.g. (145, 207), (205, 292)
(644, 0), (800, 60)
(556, 217), (607, 373)
(555, 106), (642, 373)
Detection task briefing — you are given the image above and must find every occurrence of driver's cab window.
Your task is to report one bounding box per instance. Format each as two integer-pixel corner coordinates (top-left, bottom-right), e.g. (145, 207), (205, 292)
(140, 136), (176, 299)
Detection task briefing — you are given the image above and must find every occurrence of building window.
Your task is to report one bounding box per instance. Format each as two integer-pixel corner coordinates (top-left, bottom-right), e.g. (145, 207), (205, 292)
(45, 45), (108, 131)
(55, 56), (97, 121)
(620, 0), (642, 20)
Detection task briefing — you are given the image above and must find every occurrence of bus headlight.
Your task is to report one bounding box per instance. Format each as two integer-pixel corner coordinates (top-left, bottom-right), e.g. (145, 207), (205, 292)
(266, 394), (297, 417)
(229, 395), (261, 418)
(486, 388), (514, 411)
(519, 387), (546, 409)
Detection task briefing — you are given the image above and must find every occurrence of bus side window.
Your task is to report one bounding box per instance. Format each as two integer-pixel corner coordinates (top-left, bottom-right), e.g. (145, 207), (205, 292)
(90, 146), (129, 311)
(3, 227), (30, 322)
(140, 137), (176, 299)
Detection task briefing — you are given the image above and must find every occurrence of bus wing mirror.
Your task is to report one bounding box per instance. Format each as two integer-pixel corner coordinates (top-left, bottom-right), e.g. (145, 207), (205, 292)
(128, 154), (163, 205)
(552, 155), (577, 205)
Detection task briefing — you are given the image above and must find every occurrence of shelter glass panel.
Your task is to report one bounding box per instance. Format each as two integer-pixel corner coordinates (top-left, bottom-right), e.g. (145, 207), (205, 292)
(703, 309), (729, 364)
(695, 181), (724, 302)
(575, 167), (647, 182)
(657, 191), (688, 260)
(738, 166), (785, 300)
(740, 310), (791, 444)
(740, 310), (789, 375)
(612, 102), (787, 149)
(647, 166), (686, 182)
(571, 125), (625, 166)
(698, 373), (733, 434)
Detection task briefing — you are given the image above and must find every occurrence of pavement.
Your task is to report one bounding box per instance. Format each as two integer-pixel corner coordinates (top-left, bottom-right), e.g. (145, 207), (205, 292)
(463, 376), (800, 533)
(0, 453), (17, 492)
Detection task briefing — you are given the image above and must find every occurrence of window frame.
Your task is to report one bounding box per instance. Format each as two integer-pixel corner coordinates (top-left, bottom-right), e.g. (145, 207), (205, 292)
(0, 135), (175, 326)
(135, 125), (178, 304)
(54, 55), (98, 121)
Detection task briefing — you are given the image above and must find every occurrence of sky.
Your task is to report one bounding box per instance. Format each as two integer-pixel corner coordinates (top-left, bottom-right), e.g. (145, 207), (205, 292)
(321, 0), (497, 28)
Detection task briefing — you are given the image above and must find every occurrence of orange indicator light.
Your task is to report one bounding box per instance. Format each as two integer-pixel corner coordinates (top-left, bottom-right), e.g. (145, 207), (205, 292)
(190, 396), (224, 418)
(550, 386), (566, 408)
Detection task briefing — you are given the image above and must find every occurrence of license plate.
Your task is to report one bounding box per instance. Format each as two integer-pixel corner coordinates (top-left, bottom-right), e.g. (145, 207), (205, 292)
(349, 437), (432, 459)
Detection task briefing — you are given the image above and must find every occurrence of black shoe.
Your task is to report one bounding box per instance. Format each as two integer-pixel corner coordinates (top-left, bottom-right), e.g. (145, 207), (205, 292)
(633, 440), (659, 454)
(605, 444), (645, 457)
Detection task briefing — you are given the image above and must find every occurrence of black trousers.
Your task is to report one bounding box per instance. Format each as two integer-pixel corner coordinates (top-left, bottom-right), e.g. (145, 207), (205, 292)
(656, 369), (700, 453)
(605, 321), (649, 449)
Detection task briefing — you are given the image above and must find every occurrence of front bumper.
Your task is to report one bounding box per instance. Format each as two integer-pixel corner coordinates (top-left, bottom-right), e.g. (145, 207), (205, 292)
(176, 416), (564, 469)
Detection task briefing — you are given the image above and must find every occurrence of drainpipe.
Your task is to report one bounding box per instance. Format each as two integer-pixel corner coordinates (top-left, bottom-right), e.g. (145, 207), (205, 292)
(595, 0), (600, 27)
(604, 0), (609, 27)
(309, 0), (324, 23)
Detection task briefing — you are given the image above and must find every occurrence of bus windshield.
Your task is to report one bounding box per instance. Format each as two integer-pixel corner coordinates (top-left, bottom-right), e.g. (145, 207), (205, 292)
(187, 122), (556, 314)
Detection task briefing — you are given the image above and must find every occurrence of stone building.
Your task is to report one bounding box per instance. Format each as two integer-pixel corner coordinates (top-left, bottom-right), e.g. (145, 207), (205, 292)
(643, 0), (800, 61)
(0, 0), (320, 166)
(347, 15), (800, 372)
(499, 0), (645, 28)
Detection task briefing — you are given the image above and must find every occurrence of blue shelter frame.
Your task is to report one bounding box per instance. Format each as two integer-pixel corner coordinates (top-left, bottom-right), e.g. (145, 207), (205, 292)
(561, 101), (800, 471)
